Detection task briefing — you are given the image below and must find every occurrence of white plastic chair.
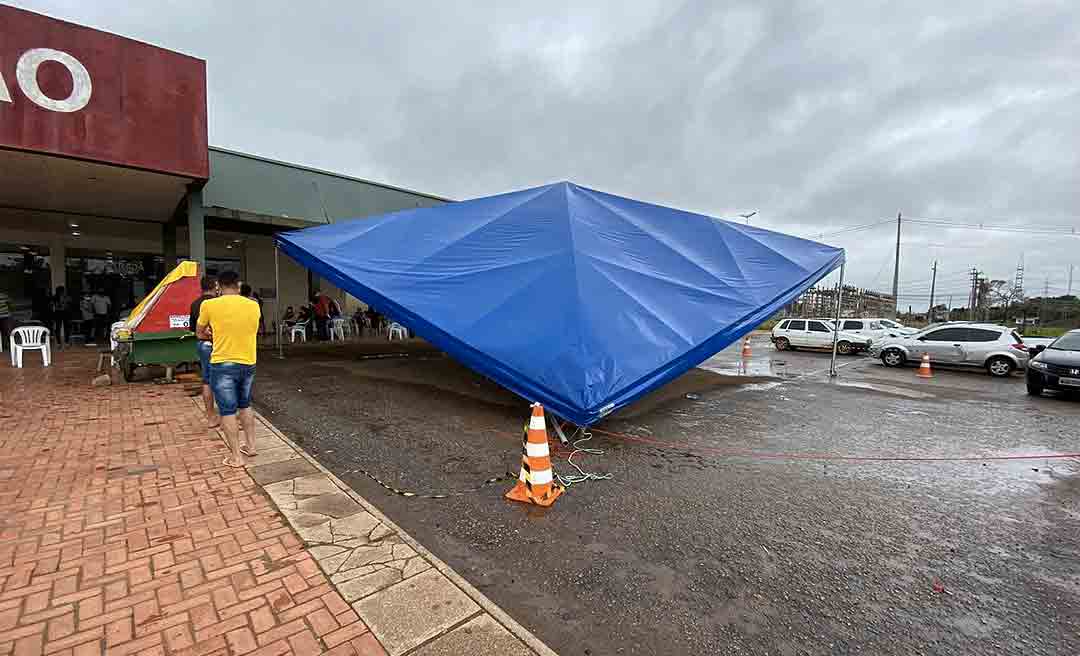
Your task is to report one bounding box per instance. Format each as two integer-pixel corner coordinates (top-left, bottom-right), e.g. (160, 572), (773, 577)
(329, 318), (348, 341)
(290, 321), (309, 343)
(108, 320), (128, 367)
(387, 322), (408, 341)
(10, 326), (51, 368)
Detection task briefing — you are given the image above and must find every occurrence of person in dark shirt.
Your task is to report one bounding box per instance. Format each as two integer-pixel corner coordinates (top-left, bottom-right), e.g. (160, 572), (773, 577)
(190, 276), (219, 427)
(241, 284), (266, 336)
(365, 306), (381, 335)
(51, 286), (73, 349)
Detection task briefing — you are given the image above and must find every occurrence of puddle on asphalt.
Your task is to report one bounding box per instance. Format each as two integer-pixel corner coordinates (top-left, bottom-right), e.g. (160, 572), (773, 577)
(733, 381), (785, 393)
(831, 380), (936, 399)
(699, 355), (798, 379)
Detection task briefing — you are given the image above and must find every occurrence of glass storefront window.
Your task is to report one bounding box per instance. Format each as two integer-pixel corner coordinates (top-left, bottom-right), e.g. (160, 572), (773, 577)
(0, 246), (51, 321)
(0, 246), (242, 325)
(66, 254), (166, 319)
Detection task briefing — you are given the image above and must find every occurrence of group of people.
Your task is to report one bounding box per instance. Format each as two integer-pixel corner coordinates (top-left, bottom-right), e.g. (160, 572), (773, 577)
(280, 291), (370, 341)
(280, 296), (393, 341)
(0, 286), (121, 348)
(191, 272), (262, 468)
(39, 287), (113, 346)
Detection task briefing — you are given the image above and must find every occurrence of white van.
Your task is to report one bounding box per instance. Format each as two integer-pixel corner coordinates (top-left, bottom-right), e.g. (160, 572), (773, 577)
(771, 318), (872, 355)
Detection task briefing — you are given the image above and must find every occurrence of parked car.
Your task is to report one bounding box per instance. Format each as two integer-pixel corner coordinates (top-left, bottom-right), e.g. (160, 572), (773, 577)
(771, 318), (872, 355)
(817, 317), (918, 342)
(1018, 336), (1055, 349)
(1025, 330), (1080, 396)
(869, 322), (1029, 377)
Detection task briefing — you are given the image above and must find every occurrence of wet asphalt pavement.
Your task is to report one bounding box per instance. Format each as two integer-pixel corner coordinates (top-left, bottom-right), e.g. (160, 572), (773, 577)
(254, 336), (1080, 655)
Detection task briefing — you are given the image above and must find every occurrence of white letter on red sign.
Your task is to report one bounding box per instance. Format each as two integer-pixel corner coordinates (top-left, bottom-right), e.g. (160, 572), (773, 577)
(0, 69), (10, 104)
(16, 48), (92, 113)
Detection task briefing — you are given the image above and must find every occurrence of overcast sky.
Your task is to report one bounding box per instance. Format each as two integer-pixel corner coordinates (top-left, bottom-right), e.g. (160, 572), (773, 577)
(14, 0), (1080, 305)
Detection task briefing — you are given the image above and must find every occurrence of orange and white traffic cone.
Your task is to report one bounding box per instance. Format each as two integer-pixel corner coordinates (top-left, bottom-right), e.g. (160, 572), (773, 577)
(917, 353), (933, 378)
(506, 403), (564, 507)
(741, 336), (752, 358)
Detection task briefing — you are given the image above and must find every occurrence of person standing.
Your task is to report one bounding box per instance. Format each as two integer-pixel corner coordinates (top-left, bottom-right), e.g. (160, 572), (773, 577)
(79, 293), (93, 341)
(0, 290), (12, 349)
(189, 276), (219, 428)
(312, 292), (331, 340)
(91, 289), (111, 345)
(196, 271), (260, 468)
(51, 286), (73, 349)
(241, 284), (266, 336)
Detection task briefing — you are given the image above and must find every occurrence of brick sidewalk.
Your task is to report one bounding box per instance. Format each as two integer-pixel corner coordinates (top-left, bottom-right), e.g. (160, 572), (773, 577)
(0, 352), (385, 655)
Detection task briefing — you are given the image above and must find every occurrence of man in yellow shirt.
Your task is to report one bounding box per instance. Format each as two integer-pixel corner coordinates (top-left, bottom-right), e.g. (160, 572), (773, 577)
(196, 271), (261, 468)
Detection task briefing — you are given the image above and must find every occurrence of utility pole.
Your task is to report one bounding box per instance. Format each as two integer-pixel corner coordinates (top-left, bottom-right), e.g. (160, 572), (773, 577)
(969, 267), (978, 321)
(1014, 256), (1026, 331)
(927, 260), (937, 323)
(1066, 265), (1074, 324)
(891, 212), (901, 318)
(978, 274), (988, 321)
(947, 294), (953, 321)
(1040, 278), (1049, 326)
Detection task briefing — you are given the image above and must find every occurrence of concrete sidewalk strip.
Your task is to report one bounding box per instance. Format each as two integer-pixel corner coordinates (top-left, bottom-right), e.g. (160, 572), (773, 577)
(227, 403), (559, 656)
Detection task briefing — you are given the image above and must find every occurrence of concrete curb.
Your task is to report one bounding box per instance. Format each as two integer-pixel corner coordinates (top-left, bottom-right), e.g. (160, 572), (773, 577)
(251, 408), (559, 656)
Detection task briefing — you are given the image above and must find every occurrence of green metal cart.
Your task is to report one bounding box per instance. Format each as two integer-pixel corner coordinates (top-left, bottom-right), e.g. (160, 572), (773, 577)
(114, 329), (198, 382)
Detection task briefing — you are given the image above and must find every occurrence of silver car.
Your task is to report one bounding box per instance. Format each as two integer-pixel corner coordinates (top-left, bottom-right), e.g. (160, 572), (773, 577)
(869, 322), (1029, 377)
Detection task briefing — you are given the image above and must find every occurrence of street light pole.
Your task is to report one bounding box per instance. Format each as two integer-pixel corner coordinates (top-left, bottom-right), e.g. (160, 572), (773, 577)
(891, 212), (901, 318)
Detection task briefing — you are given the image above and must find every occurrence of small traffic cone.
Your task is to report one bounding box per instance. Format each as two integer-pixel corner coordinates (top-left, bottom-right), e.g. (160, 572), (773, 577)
(917, 353), (933, 378)
(506, 403), (564, 507)
(741, 336), (752, 358)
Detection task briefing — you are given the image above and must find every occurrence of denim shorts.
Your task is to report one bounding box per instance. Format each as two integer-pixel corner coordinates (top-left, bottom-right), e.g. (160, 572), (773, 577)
(196, 341), (213, 384)
(209, 362), (255, 417)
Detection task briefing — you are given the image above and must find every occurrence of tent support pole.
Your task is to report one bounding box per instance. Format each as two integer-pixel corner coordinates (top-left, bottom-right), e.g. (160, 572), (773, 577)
(549, 414), (571, 445)
(829, 261), (846, 377)
(275, 242), (283, 359)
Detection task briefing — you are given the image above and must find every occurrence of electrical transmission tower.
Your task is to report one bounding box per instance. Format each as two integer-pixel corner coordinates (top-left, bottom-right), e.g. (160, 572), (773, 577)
(1013, 257), (1024, 299)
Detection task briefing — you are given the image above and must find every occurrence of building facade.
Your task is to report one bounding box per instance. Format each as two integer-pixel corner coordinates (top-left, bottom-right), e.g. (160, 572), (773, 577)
(0, 5), (447, 330)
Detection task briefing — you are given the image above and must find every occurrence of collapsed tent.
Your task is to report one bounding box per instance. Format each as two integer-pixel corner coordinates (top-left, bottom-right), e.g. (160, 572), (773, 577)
(276, 182), (843, 425)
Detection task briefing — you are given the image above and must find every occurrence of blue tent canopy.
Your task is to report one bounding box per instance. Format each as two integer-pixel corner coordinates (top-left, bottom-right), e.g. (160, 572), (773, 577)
(276, 182), (843, 425)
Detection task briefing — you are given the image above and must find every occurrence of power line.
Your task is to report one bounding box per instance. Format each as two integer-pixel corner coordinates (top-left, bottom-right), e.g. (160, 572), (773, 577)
(799, 219), (896, 240)
(904, 215), (1080, 231)
(795, 216), (1079, 240)
(905, 218), (1079, 236)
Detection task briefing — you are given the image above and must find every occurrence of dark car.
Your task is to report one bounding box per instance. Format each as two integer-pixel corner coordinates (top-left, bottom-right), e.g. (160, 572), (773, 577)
(1026, 329), (1080, 396)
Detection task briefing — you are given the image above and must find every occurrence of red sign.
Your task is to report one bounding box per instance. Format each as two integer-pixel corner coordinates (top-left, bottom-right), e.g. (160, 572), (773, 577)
(0, 5), (208, 179)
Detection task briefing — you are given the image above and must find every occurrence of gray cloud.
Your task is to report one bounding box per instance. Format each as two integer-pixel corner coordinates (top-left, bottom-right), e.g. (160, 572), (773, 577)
(14, 0), (1080, 299)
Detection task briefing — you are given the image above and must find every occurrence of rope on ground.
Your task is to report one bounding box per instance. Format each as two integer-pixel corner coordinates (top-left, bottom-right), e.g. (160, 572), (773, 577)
(555, 425), (614, 487)
(345, 467), (518, 499)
